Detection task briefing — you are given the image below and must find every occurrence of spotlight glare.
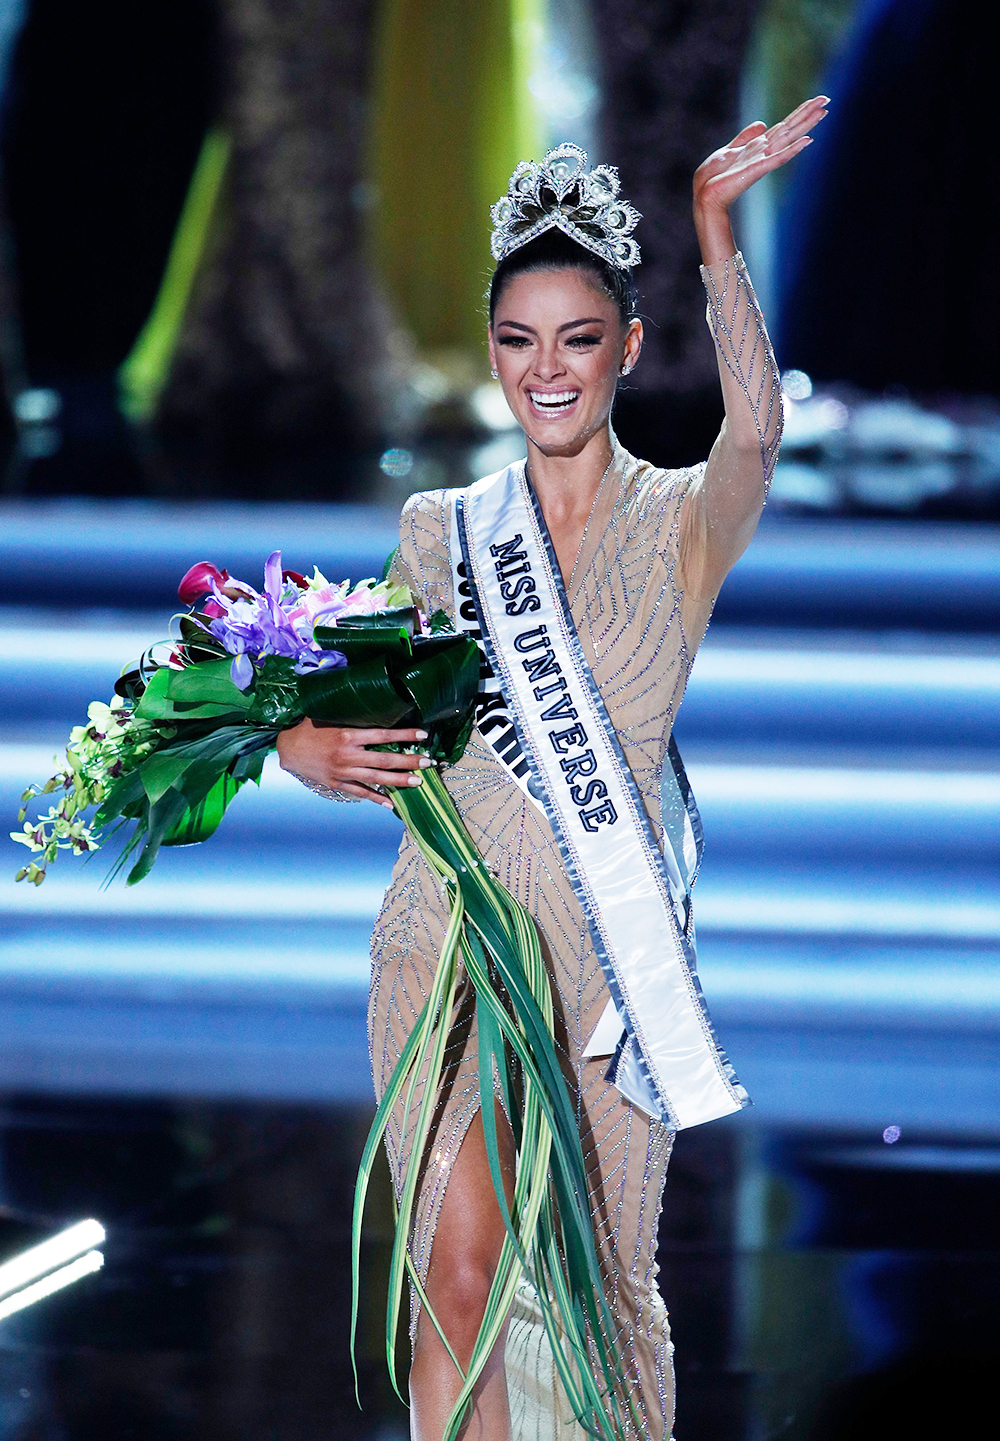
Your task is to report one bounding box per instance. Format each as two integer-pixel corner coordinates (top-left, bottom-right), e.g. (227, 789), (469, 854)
(0, 1219), (106, 1301)
(0, 1251), (104, 1322)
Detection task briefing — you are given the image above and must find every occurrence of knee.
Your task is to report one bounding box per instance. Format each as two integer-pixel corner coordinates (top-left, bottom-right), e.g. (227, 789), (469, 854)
(425, 1250), (498, 1338)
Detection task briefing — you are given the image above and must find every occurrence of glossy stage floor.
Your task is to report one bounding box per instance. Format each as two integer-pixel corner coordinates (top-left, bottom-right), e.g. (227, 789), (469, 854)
(0, 500), (998, 1439)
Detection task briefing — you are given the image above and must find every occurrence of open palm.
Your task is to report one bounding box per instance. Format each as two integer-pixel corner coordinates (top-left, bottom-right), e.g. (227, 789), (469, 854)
(694, 95), (829, 215)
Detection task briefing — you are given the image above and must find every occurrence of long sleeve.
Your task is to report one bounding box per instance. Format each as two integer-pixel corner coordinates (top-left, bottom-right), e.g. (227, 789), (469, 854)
(678, 251), (783, 625)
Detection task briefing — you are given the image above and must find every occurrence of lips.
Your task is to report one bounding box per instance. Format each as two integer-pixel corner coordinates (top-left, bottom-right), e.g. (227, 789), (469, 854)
(527, 389), (580, 415)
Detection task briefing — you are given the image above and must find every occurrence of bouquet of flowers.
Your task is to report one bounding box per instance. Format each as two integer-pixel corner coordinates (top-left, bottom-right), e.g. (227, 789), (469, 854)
(12, 551), (478, 886)
(10, 551), (638, 1441)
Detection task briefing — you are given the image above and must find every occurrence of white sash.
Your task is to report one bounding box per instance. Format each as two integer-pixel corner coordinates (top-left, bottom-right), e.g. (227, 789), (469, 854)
(453, 463), (748, 1130)
(449, 503), (542, 810)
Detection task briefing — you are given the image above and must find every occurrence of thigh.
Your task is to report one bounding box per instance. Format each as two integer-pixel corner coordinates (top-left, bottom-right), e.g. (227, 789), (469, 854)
(424, 1101), (516, 1308)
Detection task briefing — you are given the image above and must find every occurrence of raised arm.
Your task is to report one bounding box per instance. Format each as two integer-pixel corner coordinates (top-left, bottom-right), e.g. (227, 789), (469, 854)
(679, 96), (828, 617)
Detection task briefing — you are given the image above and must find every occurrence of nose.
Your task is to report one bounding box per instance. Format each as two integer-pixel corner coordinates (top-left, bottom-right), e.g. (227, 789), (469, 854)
(532, 342), (566, 383)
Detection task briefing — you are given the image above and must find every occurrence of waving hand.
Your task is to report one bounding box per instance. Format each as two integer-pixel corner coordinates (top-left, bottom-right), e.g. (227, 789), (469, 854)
(693, 95), (829, 265)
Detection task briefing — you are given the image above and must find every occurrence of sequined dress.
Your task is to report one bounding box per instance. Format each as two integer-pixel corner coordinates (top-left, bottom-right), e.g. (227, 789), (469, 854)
(368, 253), (781, 1439)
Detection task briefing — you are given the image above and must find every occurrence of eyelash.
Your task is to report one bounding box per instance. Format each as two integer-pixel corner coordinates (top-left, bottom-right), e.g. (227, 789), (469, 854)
(496, 334), (603, 349)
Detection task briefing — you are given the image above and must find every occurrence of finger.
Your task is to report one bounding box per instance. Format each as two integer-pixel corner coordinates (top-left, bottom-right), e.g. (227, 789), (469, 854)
(351, 767), (428, 789)
(766, 94), (828, 139)
(703, 135), (813, 206)
(352, 750), (432, 771)
(358, 727), (429, 745)
(337, 781), (396, 809)
(776, 94), (830, 128)
(311, 724), (429, 745)
(754, 134), (815, 176)
(696, 134), (766, 183)
(728, 119), (767, 147)
(765, 107), (826, 155)
(318, 726), (428, 745)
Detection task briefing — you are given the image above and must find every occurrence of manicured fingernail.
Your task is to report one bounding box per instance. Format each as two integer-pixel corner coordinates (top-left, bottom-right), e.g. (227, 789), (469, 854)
(415, 729), (428, 739)
(408, 774), (423, 786)
(418, 757), (434, 768)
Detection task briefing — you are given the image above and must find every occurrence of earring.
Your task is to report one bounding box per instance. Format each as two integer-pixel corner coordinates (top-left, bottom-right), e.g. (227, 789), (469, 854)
(490, 367), (499, 379)
(620, 365), (632, 376)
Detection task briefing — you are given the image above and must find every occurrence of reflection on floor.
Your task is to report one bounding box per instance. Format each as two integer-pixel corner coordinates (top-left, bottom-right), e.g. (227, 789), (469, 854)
(0, 501), (998, 1438)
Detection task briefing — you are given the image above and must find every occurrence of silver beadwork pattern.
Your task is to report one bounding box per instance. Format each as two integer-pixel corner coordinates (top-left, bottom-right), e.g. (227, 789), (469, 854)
(700, 251), (783, 495)
(287, 770), (360, 803)
(490, 142), (641, 271)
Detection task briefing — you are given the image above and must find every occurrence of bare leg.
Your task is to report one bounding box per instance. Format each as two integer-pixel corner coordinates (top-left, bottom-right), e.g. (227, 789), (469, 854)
(409, 1103), (516, 1441)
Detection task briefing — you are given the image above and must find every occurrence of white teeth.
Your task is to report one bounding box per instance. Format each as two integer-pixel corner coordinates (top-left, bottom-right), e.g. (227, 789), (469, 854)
(529, 390), (579, 410)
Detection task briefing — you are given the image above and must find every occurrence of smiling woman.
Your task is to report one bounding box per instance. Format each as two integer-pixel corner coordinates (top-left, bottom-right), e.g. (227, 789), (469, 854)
(489, 235), (639, 439)
(277, 112), (825, 1441)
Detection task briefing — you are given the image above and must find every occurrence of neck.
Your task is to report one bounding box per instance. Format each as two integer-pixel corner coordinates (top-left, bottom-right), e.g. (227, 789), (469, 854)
(524, 423), (616, 525)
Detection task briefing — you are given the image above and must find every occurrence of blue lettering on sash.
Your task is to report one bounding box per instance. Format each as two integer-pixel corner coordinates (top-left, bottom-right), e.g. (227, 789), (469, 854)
(492, 536), (541, 615)
(523, 649), (560, 685)
(510, 612), (618, 829)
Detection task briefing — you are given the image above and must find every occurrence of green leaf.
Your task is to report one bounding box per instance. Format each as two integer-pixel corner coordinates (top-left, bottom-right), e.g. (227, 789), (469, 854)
(164, 771), (246, 846)
(125, 789), (190, 884)
(396, 636), (480, 725)
(427, 609), (456, 634)
(380, 546), (399, 582)
(378, 769), (637, 1440)
(312, 625), (411, 660)
(166, 658), (254, 708)
(178, 614), (227, 662)
(297, 655), (414, 727)
(114, 665), (146, 701)
(335, 606), (419, 636)
(96, 764), (155, 827)
(135, 663), (253, 722)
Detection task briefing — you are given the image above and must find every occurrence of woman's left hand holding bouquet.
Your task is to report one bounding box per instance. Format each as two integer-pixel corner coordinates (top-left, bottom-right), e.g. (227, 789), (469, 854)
(276, 720), (433, 808)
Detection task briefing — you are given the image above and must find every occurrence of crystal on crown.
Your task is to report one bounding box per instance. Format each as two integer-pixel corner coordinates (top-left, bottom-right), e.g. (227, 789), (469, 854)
(490, 143), (640, 271)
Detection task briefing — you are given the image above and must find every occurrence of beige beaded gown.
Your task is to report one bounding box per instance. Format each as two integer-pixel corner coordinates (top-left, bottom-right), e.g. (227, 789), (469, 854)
(368, 253), (781, 1439)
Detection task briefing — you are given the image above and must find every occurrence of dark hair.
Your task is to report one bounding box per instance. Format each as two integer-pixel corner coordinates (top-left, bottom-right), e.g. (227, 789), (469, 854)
(488, 229), (638, 327)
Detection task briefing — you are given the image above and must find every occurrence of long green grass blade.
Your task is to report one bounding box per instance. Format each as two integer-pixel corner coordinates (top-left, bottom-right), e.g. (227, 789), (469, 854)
(349, 766), (634, 1440)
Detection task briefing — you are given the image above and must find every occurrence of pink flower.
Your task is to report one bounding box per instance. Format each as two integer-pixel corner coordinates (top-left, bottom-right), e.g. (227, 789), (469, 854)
(179, 561), (228, 606)
(339, 586), (383, 617)
(286, 584), (349, 636)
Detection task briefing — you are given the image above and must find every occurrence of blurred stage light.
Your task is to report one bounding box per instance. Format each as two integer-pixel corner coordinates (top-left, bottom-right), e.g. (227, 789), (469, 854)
(410, 365), (449, 403)
(528, 68), (598, 123)
(0, 1219), (106, 1321)
(13, 388), (61, 424)
(781, 369), (813, 401)
(470, 382), (516, 431)
(883, 1125), (902, 1144)
(379, 448), (414, 479)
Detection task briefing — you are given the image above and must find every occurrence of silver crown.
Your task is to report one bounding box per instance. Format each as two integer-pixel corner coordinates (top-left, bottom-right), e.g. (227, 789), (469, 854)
(490, 143), (641, 271)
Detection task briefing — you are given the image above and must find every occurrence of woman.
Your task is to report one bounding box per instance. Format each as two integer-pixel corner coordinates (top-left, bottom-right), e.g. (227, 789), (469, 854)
(278, 97), (827, 1441)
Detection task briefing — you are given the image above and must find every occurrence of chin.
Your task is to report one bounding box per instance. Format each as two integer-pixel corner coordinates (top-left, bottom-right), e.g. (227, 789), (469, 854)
(521, 413), (605, 456)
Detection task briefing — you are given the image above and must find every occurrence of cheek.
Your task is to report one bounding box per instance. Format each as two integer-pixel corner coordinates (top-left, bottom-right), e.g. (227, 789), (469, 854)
(578, 350), (621, 392)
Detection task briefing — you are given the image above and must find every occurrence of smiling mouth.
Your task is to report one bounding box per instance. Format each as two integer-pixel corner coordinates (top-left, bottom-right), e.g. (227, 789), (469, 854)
(528, 389), (580, 415)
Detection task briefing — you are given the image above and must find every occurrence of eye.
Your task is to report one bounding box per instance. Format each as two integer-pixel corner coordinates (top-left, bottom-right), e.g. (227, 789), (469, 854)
(566, 334), (602, 348)
(497, 335), (530, 348)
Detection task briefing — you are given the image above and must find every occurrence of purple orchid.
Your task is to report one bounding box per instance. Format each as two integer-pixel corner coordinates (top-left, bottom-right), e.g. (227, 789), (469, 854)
(199, 550), (347, 689)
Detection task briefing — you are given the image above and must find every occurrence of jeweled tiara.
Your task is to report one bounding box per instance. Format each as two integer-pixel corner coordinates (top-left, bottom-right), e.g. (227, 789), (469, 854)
(490, 142), (641, 271)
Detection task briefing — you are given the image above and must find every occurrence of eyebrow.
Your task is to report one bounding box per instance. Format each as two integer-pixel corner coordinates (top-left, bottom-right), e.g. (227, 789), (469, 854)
(495, 317), (607, 334)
